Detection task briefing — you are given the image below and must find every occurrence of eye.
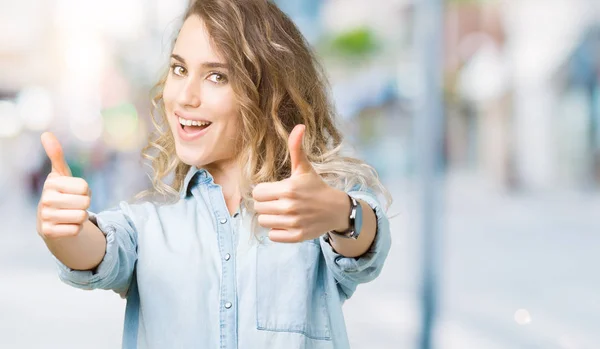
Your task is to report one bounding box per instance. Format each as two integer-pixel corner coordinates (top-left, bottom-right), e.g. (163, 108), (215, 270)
(171, 64), (186, 77)
(207, 72), (227, 84)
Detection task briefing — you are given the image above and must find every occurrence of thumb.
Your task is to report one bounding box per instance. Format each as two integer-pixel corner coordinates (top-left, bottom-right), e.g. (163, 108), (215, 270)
(41, 132), (72, 177)
(288, 124), (313, 176)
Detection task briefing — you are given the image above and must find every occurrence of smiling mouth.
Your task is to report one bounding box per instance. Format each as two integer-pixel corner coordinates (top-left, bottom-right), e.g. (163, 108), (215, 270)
(181, 123), (211, 132)
(179, 118), (212, 133)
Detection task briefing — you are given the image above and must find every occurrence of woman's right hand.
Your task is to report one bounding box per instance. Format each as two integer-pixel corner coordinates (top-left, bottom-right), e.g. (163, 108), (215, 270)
(37, 132), (91, 240)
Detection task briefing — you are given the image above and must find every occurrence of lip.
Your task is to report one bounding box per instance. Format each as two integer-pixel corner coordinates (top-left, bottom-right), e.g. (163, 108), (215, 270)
(174, 111), (212, 142)
(174, 110), (211, 124)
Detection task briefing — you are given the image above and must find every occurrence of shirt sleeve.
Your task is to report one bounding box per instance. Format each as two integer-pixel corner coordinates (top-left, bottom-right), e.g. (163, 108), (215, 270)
(319, 188), (391, 300)
(53, 201), (138, 298)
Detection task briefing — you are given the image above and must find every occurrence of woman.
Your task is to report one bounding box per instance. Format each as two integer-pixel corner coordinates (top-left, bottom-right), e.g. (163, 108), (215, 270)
(37, 0), (392, 348)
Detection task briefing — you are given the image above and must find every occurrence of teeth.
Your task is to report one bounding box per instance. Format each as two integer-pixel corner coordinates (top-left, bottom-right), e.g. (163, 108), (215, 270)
(179, 117), (211, 127)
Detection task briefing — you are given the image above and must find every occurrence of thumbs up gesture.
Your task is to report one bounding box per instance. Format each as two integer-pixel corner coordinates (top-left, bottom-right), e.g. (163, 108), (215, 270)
(252, 125), (350, 243)
(36, 132), (91, 240)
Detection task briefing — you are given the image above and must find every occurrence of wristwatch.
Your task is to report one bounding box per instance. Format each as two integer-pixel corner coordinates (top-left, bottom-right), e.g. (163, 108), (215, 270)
(329, 194), (363, 240)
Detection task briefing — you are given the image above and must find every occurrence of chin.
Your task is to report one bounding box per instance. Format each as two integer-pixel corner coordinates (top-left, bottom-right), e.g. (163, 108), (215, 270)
(175, 148), (207, 168)
(180, 156), (209, 168)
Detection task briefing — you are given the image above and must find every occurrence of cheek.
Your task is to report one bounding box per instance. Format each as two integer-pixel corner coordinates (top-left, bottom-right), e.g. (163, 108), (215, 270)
(205, 90), (239, 124)
(162, 81), (177, 112)
(223, 104), (240, 135)
(220, 93), (240, 121)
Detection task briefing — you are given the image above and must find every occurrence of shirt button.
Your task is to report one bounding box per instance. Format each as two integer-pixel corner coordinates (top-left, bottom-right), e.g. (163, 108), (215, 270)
(224, 253), (231, 261)
(219, 218), (228, 224)
(233, 212), (239, 218)
(224, 302), (232, 309)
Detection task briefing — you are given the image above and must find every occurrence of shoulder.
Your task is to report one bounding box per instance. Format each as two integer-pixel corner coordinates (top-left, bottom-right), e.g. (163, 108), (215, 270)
(131, 197), (192, 217)
(347, 185), (380, 208)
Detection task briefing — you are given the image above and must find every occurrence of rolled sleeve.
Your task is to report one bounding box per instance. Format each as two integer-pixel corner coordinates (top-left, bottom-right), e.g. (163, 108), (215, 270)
(320, 189), (391, 300)
(54, 201), (138, 298)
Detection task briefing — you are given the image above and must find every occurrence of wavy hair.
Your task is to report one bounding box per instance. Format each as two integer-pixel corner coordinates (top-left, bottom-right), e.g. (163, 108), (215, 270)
(136, 0), (392, 210)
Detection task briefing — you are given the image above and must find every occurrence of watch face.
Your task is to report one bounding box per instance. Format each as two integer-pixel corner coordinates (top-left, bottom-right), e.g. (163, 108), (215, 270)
(354, 200), (363, 235)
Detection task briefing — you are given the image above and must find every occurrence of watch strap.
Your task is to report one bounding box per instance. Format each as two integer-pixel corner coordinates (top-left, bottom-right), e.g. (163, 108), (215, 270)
(329, 194), (359, 239)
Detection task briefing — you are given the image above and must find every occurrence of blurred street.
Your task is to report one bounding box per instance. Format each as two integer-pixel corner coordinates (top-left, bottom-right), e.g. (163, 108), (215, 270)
(2, 174), (599, 349)
(2, 0), (600, 348)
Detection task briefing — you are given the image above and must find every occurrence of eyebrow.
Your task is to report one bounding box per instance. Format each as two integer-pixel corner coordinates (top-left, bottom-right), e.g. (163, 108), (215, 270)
(170, 54), (229, 69)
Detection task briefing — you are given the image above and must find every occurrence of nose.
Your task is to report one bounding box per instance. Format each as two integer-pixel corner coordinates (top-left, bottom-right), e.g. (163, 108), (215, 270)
(177, 77), (201, 108)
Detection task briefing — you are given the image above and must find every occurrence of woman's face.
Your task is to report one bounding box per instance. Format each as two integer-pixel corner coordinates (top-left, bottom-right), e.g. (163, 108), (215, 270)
(163, 15), (240, 169)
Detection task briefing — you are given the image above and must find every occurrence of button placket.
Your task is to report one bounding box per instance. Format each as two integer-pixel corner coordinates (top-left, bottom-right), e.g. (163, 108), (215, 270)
(221, 217), (232, 262)
(216, 209), (237, 344)
(205, 179), (237, 346)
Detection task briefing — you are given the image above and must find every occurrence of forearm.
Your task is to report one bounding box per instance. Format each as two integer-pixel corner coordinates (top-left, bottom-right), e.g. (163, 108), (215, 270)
(43, 220), (107, 271)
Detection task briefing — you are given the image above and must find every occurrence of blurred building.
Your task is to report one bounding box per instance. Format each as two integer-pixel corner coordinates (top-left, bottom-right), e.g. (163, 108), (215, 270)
(443, 0), (600, 192)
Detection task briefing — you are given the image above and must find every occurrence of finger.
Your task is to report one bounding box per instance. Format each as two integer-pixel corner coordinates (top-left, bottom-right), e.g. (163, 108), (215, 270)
(288, 124), (313, 176)
(44, 177), (90, 196)
(268, 229), (303, 243)
(39, 223), (81, 239)
(254, 199), (298, 215)
(41, 209), (88, 224)
(41, 192), (91, 210)
(257, 214), (299, 230)
(252, 180), (291, 202)
(41, 132), (72, 176)
(39, 222), (81, 239)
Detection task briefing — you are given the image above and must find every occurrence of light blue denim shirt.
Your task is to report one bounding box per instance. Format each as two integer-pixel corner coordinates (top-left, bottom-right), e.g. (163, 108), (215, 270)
(54, 166), (391, 349)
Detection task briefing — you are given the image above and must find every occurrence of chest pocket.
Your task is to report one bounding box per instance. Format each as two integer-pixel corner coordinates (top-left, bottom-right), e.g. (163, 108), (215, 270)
(256, 239), (332, 341)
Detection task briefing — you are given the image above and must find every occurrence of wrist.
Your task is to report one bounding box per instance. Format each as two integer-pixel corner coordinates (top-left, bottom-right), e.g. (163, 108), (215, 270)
(330, 189), (351, 233)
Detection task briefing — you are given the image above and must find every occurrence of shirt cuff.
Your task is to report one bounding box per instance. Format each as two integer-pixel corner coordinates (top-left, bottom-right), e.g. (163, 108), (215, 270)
(319, 189), (392, 298)
(53, 211), (118, 289)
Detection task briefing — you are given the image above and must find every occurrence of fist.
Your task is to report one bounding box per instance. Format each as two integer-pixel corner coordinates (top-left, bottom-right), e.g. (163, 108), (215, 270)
(252, 125), (349, 243)
(37, 132), (91, 240)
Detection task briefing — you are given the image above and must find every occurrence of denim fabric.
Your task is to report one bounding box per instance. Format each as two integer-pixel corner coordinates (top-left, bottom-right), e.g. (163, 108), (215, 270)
(54, 166), (391, 349)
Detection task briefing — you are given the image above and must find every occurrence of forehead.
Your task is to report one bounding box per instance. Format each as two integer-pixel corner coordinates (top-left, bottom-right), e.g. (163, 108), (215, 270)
(173, 15), (224, 63)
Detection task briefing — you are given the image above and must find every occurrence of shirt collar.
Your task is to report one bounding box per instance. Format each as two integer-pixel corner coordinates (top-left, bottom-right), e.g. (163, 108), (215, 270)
(180, 166), (214, 199)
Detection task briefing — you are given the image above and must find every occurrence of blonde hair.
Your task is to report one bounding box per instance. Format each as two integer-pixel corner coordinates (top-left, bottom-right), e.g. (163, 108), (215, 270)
(136, 0), (392, 210)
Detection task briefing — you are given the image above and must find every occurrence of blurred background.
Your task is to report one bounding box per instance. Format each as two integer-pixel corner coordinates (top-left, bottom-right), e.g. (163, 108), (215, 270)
(1, 0), (600, 348)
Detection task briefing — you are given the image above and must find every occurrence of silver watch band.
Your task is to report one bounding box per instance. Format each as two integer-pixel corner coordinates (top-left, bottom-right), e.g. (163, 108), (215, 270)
(327, 194), (359, 239)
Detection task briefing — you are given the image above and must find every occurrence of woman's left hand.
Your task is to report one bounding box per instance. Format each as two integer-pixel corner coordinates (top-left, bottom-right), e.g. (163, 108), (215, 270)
(252, 125), (349, 243)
